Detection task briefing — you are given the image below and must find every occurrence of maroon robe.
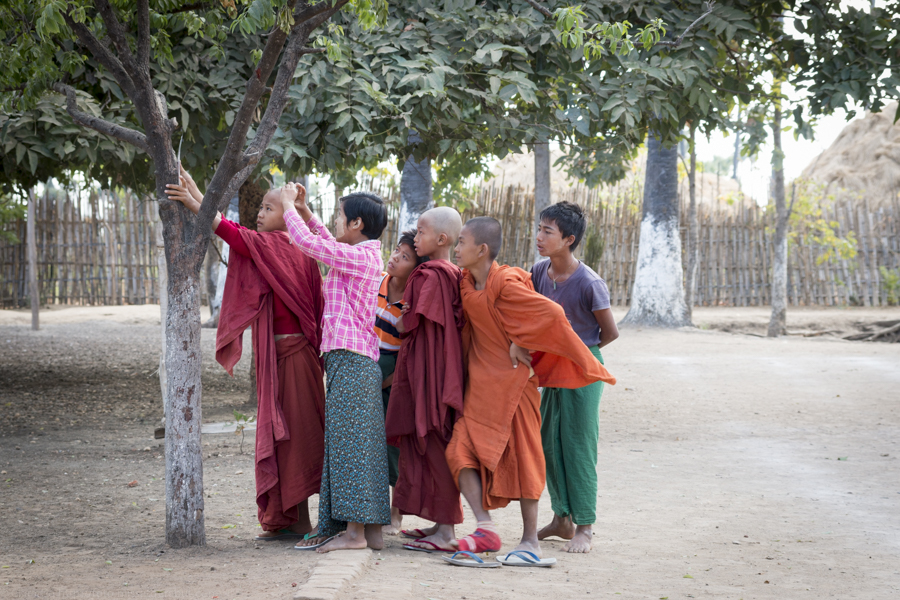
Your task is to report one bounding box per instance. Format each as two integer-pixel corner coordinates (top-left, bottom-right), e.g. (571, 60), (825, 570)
(386, 260), (465, 524)
(215, 227), (325, 530)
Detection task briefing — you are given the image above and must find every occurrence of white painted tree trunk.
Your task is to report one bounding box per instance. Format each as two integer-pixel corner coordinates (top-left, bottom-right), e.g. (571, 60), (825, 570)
(768, 98), (789, 337)
(398, 131), (433, 234)
(27, 188), (39, 331)
(684, 127), (699, 320)
(533, 142), (551, 263)
(620, 135), (691, 328)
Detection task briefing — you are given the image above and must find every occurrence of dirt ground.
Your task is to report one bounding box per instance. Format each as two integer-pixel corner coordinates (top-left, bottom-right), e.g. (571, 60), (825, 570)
(1, 304), (898, 600)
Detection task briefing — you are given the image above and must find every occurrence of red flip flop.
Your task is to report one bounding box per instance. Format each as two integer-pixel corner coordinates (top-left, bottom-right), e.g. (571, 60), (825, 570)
(402, 540), (456, 553)
(456, 528), (502, 553)
(400, 528), (428, 540)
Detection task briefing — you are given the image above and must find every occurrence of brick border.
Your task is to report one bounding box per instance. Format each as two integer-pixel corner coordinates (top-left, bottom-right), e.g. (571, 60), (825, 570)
(293, 549), (372, 600)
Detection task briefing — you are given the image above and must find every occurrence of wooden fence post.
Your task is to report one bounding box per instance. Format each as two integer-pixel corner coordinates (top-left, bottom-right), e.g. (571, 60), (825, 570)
(27, 188), (39, 330)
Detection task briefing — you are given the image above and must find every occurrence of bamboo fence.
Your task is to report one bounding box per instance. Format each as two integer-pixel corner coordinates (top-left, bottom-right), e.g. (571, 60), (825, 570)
(2, 183), (899, 308)
(1, 188), (161, 308)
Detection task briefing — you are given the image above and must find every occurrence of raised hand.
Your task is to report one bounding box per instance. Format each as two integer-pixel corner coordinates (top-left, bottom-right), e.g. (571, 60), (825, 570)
(165, 177), (194, 207)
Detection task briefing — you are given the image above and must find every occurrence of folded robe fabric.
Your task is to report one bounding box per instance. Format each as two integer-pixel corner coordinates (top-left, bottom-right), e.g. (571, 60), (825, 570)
(446, 262), (616, 508)
(215, 227), (325, 514)
(386, 260), (465, 524)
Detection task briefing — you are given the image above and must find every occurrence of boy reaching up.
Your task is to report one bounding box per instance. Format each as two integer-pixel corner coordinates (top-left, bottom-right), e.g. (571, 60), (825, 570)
(445, 217), (616, 565)
(165, 168), (325, 542)
(533, 202), (619, 554)
(386, 207), (466, 553)
(279, 183), (391, 553)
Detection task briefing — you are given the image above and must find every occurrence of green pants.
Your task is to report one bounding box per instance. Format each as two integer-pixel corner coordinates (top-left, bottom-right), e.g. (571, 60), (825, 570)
(377, 352), (400, 487)
(540, 345), (604, 525)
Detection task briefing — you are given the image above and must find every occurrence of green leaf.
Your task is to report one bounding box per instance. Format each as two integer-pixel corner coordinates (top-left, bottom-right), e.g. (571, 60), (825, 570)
(490, 76), (501, 95)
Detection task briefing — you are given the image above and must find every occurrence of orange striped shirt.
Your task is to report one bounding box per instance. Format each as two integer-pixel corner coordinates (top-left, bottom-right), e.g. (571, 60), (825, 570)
(374, 273), (404, 354)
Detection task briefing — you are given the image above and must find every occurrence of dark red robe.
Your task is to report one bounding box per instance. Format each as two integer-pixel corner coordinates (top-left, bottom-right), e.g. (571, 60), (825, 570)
(215, 226), (325, 530)
(386, 260), (465, 524)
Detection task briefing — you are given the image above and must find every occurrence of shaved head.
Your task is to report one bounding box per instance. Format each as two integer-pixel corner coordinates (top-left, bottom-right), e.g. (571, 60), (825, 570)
(462, 216), (503, 260)
(421, 206), (462, 240)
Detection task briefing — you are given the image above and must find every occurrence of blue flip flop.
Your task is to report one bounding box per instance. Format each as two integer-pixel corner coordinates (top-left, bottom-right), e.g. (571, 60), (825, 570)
(441, 550), (501, 568)
(497, 550), (557, 567)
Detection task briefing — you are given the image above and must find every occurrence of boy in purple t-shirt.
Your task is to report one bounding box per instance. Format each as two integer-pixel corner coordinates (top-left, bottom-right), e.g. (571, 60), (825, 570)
(531, 201), (619, 554)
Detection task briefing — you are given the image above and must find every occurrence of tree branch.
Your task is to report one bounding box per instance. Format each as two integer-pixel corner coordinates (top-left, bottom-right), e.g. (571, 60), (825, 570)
(52, 83), (150, 153)
(523, 0), (553, 19)
(657, 2), (716, 48)
(62, 10), (136, 98)
(136, 0), (150, 69)
(94, 0), (138, 71)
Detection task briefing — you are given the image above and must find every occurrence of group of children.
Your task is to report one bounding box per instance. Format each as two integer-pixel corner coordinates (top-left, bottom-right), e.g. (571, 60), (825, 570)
(165, 172), (618, 566)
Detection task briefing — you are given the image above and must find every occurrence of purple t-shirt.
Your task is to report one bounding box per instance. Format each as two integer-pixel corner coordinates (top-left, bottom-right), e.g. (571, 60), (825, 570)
(531, 260), (611, 347)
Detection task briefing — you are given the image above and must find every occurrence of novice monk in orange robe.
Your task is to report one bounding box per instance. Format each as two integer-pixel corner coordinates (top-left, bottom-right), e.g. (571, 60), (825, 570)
(386, 207), (465, 553)
(446, 217), (616, 562)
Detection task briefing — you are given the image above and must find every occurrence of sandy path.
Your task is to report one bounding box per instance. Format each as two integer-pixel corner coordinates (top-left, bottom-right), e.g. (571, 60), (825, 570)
(0, 306), (898, 599)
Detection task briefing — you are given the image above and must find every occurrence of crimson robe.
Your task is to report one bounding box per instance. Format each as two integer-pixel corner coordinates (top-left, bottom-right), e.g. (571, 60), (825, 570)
(386, 260), (465, 524)
(215, 227), (325, 530)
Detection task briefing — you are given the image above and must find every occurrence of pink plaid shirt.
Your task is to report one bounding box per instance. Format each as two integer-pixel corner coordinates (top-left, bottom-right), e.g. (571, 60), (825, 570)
(283, 208), (382, 362)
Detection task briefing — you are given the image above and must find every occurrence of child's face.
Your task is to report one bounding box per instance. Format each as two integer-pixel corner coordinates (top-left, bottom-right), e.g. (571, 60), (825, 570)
(454, 227), (483, 269)
(386, 242), (418, 279)
(333, 204), (362, 243)
(257, 192), (286, 232)
(535, 218), (572, 257)
(413, 215), (442, 258)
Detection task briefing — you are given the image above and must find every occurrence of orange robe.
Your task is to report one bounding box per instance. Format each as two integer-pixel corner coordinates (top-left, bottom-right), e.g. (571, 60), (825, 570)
(446, 262), (616, 510)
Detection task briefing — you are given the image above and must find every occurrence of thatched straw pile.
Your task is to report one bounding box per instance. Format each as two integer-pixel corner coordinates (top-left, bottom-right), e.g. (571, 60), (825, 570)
(802, 102), (900, 201)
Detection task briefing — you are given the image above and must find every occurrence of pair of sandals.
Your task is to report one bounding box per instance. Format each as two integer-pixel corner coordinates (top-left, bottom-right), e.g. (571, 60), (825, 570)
(442, 550), (556, 568)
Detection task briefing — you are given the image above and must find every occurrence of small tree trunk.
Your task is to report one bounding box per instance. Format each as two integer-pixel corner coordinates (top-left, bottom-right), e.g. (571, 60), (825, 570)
(204, 240), (219, 322)
(27, 188), (39, 331)
(533, 142), (551, 263)
(156, 220), (168, 416)
(398, 130), (433, 234)
(733, 106), (741, 181)
(620, 134), (691, 328)
(768, 94), (789, 337)
(684, 126), (699, 320)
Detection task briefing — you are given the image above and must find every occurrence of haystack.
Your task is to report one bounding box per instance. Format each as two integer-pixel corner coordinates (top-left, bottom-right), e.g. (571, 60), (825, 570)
(801, 102), (900, 201)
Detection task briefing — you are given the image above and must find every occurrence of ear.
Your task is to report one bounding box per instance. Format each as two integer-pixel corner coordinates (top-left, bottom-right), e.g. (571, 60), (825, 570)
(437, 232), (448, 246)
(564, 234), (576, 248)
(349, 217), (363, 231)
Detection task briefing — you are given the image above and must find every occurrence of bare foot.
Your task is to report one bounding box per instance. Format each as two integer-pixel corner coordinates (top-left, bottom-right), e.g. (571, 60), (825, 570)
(382, 507), (403, 535)
(563, 525), (593, 553)
(317, 532), (367, 553)
(537, 514), (575, 541)
(510, 538), (542, 558)
(404, 524), (455, 551)
(365, 524), (384, 550)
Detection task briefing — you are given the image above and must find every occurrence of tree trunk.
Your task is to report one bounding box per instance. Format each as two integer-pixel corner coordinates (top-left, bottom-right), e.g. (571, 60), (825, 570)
(733, 106), (741, 181)
(155, 148), (207, 548)
(767, 97), (788, 338)
(27, 188), (39, 331)
(156, 220), (168, 417)
(684, 126), (699, 320)
(620, 134), (691, 328)
(203, 240), (219, 323)
(533, 142), (551, 263)
(398, 131), (433, 234)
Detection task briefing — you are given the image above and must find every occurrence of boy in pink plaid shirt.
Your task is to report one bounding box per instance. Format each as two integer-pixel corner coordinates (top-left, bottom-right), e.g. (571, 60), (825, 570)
(279, 183), (391, 553)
